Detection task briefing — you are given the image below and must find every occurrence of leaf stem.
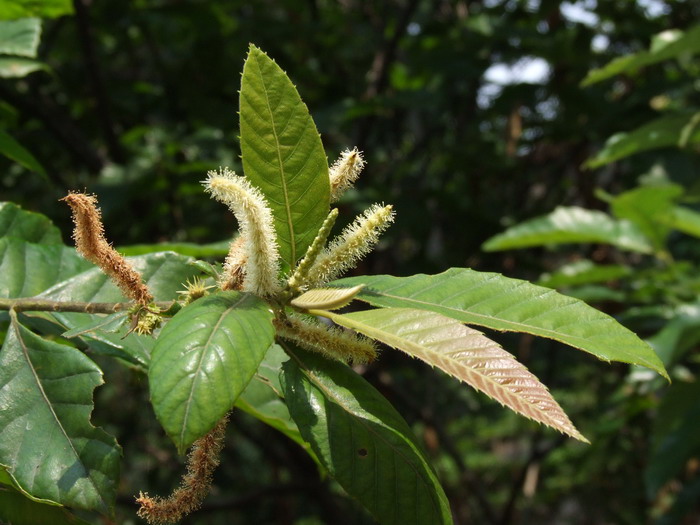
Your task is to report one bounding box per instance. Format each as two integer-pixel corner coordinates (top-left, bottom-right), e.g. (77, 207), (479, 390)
(0, 297), (175, 314)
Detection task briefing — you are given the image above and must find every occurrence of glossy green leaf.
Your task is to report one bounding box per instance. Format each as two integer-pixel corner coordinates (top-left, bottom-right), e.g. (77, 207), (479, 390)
(322, 307), (586, 441)
(0, 312), (120, 513)
(281, 346), (453, 525)
(582, 24), (700, 86)
(482, 206), (653, 254)
(149, 291), (275, 452)
(0, 486), (91, 525)
(538, 260), (631, 289)
(584, 112), (700, 169)
(38, 252), (201, 369)
(0, 202), (62, 244)
(240, 44), (330, 269)
(0, 56), (46, 77)
(0, 129), (47, 177)
(0, 238), (92, 298)
(0, 18), (40, 57)
(291, 284), (365, 311)
(0, 0), (73, 20)
(335, 269), (668, 378)
(610, 184), (682, 250)
(235, 344), (319, 464)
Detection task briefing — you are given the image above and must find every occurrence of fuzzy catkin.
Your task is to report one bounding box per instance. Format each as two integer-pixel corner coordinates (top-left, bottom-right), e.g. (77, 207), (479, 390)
(203, 168), (281, 296)
(274, 313), (377, 364)
(61, 192), (153, 305)
(304, 204), (394, 288)
(221, 234), (247, 291)
(329, 148), (365, 202)
(136, 416), (228, 525)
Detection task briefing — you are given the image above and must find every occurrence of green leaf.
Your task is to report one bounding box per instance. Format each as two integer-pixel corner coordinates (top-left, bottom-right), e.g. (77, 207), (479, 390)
(322, 307), (587, 441)
(482, 206), (653, 254)
(0, 129), (47, 177)
(0, 238), (92, 298)
(584, 112), (700, 169)
(0, 312), (120, 513)
(149, 291), (275, 453)
(280, 346), (453, 525)
(0, 56), (47, 77)
(0, 18), (40, 57)
(290, 284), (365, 311)
(0, 202), (62, 244)
(537, 260), (631, 289)
(610, 184), (682, 250)
(658, 205), (700, 238)
(335, 268), (668, 378)
(0, 486), (91, 525)
(117, 239), (230, 257)
(0, 0), (73, 20)
(235, 344), (320, 465)
(240, 44), (330, 270)
(581, 25), (700, 86)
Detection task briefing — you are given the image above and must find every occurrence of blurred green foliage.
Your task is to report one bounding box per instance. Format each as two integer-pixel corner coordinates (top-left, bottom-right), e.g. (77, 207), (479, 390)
(1, 0), (700, 524)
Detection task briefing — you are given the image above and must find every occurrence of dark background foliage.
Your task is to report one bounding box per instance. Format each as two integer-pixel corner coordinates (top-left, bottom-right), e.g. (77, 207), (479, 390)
(2, 0), (700, 523)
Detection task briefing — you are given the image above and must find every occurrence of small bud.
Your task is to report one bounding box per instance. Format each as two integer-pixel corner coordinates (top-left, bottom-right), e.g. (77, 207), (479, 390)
(274, 313), (377, 364)
(203, 168), (281, 296)
(329, 148), (365, 202)
(177, 278), (215, 306)
(305, 204), (395, 288)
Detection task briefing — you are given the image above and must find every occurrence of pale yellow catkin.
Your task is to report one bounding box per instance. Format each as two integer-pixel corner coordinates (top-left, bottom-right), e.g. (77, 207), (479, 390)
(304, 203), (394, 288)
(203, 169), (281, 296)
(329, 147), (365, 202)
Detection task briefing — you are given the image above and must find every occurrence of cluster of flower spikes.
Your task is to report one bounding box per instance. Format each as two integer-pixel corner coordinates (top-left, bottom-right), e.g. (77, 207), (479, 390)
(203, 147), (395, 365)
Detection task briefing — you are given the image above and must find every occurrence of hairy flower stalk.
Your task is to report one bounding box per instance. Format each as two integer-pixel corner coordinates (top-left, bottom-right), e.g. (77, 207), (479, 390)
(203, 168), (281, 296)
(274, 313), (377, 364)
(305, 204), (395, 288)
(61, 192), (153, 306)
(136, 416), (228, 524)
(329, 147), (365, 202)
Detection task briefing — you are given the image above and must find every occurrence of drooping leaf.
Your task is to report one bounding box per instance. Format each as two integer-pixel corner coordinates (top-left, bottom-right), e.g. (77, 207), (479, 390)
(290, 284), (365, 311)
(0, 312), (120, 513)
(322, 307), (586, 441)
(0, 18), (40, 57)
(335, 268), (668, 378)
(610, 184), (682, 249)
(0, 129), (47, 177)
(280, 346), (453, 525)
(581, 25), (700, 86)
(0, 0), (73, 20)
(235, 344), (320, 465)
(482, 206), (653, 253)
(537, 260), (631, 289)
(239, 44), (330, 270)
(149, 291), (275, 452)
(584, 112), (700, 169)
(0, 238), (92, 298)
(0, 486), (91, 525)
(0, 202), (62, 244)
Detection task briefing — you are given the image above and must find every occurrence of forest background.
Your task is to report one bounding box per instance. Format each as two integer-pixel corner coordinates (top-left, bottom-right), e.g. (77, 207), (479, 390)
(1, 0), (700, 524)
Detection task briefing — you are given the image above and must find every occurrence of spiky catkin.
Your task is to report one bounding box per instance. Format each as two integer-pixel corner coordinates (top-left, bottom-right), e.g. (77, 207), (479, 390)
(329, 148), (365, 202)
(136, 416), (228, 525)
(274, 313), (377, 364)
(203, 168), (281, 296)
(305, 204), (395, 288)
(61, 192), (153, 305)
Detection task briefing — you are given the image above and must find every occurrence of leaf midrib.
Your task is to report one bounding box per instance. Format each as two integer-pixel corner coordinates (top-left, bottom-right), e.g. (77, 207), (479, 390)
(253, 53), (296, 264)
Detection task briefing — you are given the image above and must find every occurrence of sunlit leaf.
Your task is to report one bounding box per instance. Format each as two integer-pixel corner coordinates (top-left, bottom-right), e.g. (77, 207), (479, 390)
(281, 346), (453, 525)
(149, 291), (275, 453)
(335, 268), (668, 378)
(322, 307), (587, 441)
(0, 312), (120, 513)
(240, 44), (330, 270)
(0, 0), (73, 20)
(290, 284), (364, 311)
(0, 18), (40, 57)
(482, 206), (653, 253)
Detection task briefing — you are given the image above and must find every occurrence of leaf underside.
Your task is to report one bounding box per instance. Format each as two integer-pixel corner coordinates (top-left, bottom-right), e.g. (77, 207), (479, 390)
(240, 45), (330, 270)
(334, 268), (667, 378)
(290, 284), (365, 311)
(326, 307), (587, 441)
